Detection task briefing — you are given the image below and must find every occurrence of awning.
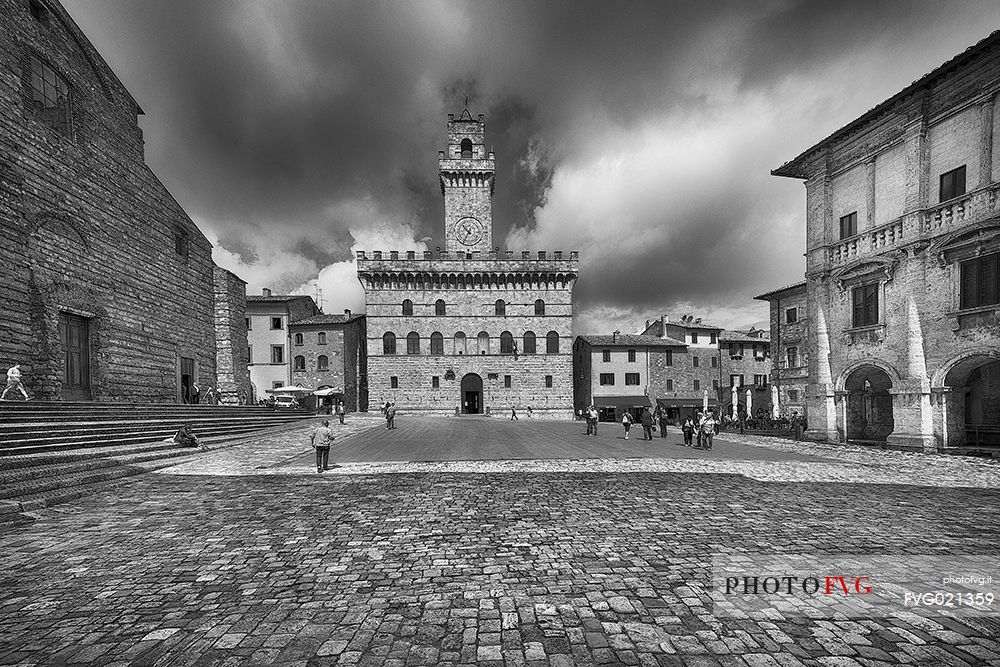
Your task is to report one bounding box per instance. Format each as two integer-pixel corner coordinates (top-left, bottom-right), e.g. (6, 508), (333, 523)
(266, 386), (313, 395)
(313, 388), (344, 397)
(594, 395), (653, 408)
(656, 397), (720, 408)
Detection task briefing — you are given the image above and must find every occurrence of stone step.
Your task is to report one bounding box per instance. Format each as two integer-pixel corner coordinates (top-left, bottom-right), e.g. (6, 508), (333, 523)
(0, 414), (314, 441)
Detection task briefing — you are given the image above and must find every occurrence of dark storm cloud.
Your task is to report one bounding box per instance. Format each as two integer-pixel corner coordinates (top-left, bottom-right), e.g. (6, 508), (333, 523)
(62, 0), (1000, 329)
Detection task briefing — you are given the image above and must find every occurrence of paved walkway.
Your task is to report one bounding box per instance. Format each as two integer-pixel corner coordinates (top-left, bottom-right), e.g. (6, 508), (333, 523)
(2, 416), (1000, 666)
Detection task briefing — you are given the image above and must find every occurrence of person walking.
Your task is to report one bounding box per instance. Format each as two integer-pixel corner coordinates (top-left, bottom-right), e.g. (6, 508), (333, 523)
(585, 408), (594, 435)
(204, 386), (215, 405)
(386, 402), (397, 430)
(657, 407), (668, 439)
(621, 410), (633, 440)
(694, 411), (705, 448)
(190, 382), (201, 405)
(1, 365), (30, 401)
(510, 406), (518, 421)
(310, 419), (336, 472)
(681, 416), (695, 446)
(701, 410), (718, 450)
(588, 405), (599, 436)
(640, 407), (654, 440)
(335, 400), (345, 425)
(527, 406), (533, 419)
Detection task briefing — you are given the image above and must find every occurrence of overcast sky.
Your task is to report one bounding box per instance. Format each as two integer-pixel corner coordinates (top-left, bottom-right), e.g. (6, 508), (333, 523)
(63, 0), (1000, 333)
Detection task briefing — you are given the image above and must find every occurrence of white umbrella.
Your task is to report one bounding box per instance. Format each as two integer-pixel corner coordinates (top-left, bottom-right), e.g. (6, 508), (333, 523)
(745, 388), (753, 418)
(771, 384), (779, 419)
(731, 384), (738, 420)
(702, 390), (708, 412)
(268, 385), (313, 395)
(312, 387), (343, 397)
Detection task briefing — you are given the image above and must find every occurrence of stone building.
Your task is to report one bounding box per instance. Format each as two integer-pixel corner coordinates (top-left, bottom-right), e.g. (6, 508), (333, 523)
(755, 282), (809, 418)
(0, 0), (233, 402)
(288, 311), (367, 412)
(772, 32), (1000, 450)
(357, 108), (579, 417)
(213, 267), (251, 404)
(573, 334), (687, 421)
(719, 327), (772, 418)
(246, 290), (318, 401)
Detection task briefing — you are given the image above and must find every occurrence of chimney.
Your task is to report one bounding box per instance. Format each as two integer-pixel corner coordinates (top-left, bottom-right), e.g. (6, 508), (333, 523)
(344, 309), (351, 318)
(262, 288), (271, 297)
(660, 315), (666, 334)
(645, 319), (651, 330)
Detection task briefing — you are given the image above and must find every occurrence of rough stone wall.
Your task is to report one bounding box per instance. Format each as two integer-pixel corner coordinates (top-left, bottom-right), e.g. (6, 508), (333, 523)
(762, 287), (810, 417)
(291, 324), (346, 396)
(213, 267), (249, 404)
(648, 347), (718, 403)
(0, 0), (217, 401)
(788, 41), (1000, 448)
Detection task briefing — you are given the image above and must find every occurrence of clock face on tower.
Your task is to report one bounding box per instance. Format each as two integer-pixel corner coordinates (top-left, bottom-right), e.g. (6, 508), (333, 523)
(454, 217), (484, 246)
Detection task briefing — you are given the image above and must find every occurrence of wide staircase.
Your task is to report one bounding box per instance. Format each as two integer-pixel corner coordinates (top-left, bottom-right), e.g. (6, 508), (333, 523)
(0, 402), (318, 525)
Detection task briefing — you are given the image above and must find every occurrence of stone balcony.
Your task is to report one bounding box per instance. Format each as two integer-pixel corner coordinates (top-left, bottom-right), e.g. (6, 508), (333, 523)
(822, 183), (1000, 268)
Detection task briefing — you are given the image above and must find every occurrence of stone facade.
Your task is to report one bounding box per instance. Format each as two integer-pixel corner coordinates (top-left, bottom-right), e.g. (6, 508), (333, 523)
(213, 267), (250, 404)
(359, 109), (578, 418)
(719, 328), (773, 418)
(756, 282), (810, 418)
(289, 311), (367, 412)
(246, 291), (318, 401)
(0, 0), (220, 402)
(773, 32), (1000, 450)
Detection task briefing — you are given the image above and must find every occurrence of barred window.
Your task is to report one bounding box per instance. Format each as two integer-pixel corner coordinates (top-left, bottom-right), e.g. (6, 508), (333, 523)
(28, 55), (71, 137)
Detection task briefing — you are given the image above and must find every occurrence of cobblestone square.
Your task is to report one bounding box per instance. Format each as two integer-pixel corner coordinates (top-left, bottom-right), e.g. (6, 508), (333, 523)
(2, 418), (1000, 666)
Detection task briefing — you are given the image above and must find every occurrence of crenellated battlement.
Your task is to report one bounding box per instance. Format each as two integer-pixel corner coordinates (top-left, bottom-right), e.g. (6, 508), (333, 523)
(357, 250), (578, 262)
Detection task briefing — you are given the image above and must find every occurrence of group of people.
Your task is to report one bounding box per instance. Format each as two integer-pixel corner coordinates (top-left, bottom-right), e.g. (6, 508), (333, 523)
(180, 383), (225, 405)
(620, 406), (669, 440)
(680, 410), (720, 449)
(509, 406), (533, 420)
(380, 401), (397, 429)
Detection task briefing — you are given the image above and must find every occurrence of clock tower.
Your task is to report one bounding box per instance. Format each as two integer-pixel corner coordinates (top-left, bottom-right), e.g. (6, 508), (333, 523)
(439, 107), (495, 253)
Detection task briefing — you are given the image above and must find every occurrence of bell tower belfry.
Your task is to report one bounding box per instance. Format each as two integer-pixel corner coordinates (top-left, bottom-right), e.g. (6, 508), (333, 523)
(439, 106), (495, 253)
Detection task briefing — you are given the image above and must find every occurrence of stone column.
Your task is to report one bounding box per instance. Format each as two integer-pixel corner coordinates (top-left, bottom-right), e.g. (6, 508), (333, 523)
(866, 158), (877, 229)
(886, 291), (937, 452)
(804, 296), (839, 442)
(903, 115), (929, 214)
(980, 98), (994, 189)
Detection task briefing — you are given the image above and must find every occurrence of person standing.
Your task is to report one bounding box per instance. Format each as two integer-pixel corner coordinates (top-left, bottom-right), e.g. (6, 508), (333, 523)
(590, 405), (599, 435)
(694, 411), (705, 448)
(510, 406), (518, 421)
(621, 410), (633, 440)
(190, 382), (201, 405)
(387, 402), (397, 430)
(657, 407), (668, 439)
(204, 386), (215, 405)
(640, 407), (654, 441)
(681, 416), (695, 446)
(701, 410), (718, 450)
(310, 419), (335, 472)
(335, 400), (345, 424)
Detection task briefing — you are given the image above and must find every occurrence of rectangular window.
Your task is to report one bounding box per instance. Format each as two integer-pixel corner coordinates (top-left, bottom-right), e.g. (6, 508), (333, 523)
(390, 376), (398, 388)
(788, 390), (800, 401)
(730, 374), (743, 387)
(488, 372), (499, 381)
(602, 349), (611, 362)
(627, 349), (636, 363)
(246, 346), (252, 363)
(691, 332), (699, 344)
(28, 55), (71, 137)
(710, 333), (717, 344)
(665, 379), (673, 391)
(785, 307), (798, 324)
(665, 350), (673, 366)
(852, 283), (879, 327)
(599, 373), (615, 386)
(432, 376), (439, 388)
(693, 356), (700, 368)
(245, 317), (251, 330)
(710, 356), (718, 368)
(940, 165), (967, 202)
(786, 347), (798, 367)
(271, 317), (283, 330)
(693, 379), (700, 391)
(545, 375), (553, 388)
(839, 212), (857, 239)
(272, 381), (283, 390)
(504, 375), (512, 388)
(754, 374), (768, 388)
(624, 373), (640, 386)
(960, 252), (1000, 309)
(174, 231), (189, 259)
(270, 345), (283, 364)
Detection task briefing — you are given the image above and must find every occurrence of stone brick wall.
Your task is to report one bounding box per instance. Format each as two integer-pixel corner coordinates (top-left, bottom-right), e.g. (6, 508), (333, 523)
(213, 267), (249, 404)
(288, 316), (367, 411)
(0, 0), (217, 402)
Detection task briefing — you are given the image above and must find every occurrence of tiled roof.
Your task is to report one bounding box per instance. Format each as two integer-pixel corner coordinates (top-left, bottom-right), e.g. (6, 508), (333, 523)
(663, 320), (723, 331)
(719, 329), (770, 343)
(246, 295), (315, 303)
(754, 281), (807, 300)
(578, 334), (687, 348)
(292, 314), (363, 326)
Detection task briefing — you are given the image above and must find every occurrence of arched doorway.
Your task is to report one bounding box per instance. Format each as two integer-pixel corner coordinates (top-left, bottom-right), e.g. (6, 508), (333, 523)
(460, 373), (483, 414)
(942, 354), (1000, 447)
(845, 365), (894, 442)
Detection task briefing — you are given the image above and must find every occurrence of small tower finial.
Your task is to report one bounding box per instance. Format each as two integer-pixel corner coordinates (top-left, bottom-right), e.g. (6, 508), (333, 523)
(464, 95), (469, 109)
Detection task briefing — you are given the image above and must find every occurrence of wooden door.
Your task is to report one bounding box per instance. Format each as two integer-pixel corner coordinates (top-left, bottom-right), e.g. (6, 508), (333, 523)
(59, 312), (91, 400)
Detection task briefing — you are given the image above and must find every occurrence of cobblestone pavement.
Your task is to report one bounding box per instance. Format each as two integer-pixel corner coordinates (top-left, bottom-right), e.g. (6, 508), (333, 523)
(2, 417), (1000, 666)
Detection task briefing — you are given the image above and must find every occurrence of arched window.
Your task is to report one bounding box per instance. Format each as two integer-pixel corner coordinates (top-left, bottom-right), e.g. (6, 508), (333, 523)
(460, 138), (473, 158)
(495, 299), (506, 316)
(500, 331), (514, 354)
(435, 299), (446, 316)
(455, 331), (466, 355)
(546, 331), (560, 353)
(430, 331), (444, 355)
(477, 331), (490, 355)
(317, 332), (327, 345)
(294, 332), (304, 345)
(402, 299), (413, 316)
(523, 331), (536, 355)
(406, 331), (420, 355)
(383, 332), (397, 355)
(293, 355), (306, 371)
(317, 355), (329, 371)
(535, 299), (545, 315)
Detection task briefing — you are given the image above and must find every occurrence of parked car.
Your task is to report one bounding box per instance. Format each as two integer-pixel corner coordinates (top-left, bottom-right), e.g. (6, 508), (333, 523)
(274, 395), (299, 409)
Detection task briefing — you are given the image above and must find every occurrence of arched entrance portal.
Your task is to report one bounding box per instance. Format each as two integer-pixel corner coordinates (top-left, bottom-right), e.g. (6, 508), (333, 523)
(845, 365), (894, 442)
(460, 373), (483, 414)
(943, 355), (1000, 447)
